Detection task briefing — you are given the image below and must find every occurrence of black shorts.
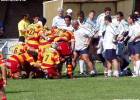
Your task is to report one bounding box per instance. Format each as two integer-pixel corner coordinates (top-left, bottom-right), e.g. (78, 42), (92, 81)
(128, 42), (135, 56)
(75, 48), (89, 55)
(134, 41), (140, 54)
(104, 49), (117, 61)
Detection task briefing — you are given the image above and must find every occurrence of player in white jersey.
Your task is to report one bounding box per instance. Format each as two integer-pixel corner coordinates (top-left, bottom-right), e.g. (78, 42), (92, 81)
(103, 15), (120, 77)
(72, 20), (96, 76)
(127, 14), (140, 77)
(76, 11), (87, 75)
(52, 8), (66, 29)
(61, 15), (73, 32)
(115, 12), (130, 75)
(96, 7), (112, 76)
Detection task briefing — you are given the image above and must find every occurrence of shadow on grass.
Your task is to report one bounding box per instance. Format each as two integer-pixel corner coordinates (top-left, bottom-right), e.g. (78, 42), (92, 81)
(6, 90), (33, 94)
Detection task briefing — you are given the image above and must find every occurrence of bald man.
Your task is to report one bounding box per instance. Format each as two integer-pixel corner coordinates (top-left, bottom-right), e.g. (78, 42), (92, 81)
(72, 20), (96, 76)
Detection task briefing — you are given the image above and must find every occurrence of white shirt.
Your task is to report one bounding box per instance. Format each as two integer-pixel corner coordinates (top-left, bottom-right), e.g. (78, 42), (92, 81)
(112, 18), (129, 35)
(74, 27), (93, 50)
(96, 13), (107, 36)
(84, 18), (97, 33)
(128, 22), (140, 42)
(103, 23), (119, 50)
(52, 16), (66, 28)
(61, 24), (74, 32)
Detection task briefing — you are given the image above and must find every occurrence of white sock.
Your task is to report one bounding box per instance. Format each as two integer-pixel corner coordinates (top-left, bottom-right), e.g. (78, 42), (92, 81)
(135, 61), (140, 76)
(79, 60), (85, 73)
(133, 66), (136, 74)
(107, 70), (112, 77)
(113, 70), (119, 77)
(90, 70), (95, 75)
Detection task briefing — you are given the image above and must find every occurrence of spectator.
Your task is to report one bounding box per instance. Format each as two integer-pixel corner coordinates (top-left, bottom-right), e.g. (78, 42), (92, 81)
(0, 20), (4, 37)
(52, 8), (65, 29)
(18, 14), (30, 38)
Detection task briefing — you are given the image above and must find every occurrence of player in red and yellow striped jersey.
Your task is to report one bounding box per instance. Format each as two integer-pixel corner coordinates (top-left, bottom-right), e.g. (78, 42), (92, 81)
(25, 24), (42, 52)
(36, 45), (60, 79)
(6, 52), (35, 78)
(0, 52), (7, 100)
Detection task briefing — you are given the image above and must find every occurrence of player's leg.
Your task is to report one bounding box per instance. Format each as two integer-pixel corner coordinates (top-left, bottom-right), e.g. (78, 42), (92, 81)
(111, 49), (120, 77)
(79, 59), (85, 74)
(106, 60), (112, 77)
(133, 42), (140, 76)
(72, 51), (79, 70)
(66, 57), (73, 78)
(81, 54), (95, 76)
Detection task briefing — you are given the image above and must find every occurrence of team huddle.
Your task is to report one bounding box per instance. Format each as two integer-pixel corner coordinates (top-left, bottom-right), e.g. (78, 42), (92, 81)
(0, 6), (140, 100)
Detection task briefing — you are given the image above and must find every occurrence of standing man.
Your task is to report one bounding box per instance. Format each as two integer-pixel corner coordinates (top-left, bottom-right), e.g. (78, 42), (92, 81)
(72, 20), (96, 76)
(52, 8), (66, 29)
(103, 15), (120, 77)
(18, 14), (30, 38)
(115, 12), (130, 73)
(96, 7), (112, 76)
(61, 15), (73, 32)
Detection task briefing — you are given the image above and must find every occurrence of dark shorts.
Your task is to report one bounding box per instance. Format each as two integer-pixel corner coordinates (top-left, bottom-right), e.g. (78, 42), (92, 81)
(75, 48), (89, 55)
(128, 42), (135, 56)
(104, 49), (117, 61)
(134, 41), (140, 54)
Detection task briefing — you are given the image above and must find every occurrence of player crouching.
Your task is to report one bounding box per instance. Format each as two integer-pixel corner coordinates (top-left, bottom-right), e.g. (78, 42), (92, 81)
(35, 43), (61, 79)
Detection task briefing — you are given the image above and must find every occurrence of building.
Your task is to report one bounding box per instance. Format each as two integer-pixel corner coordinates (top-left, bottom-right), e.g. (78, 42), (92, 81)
(0, 0), (139, 38)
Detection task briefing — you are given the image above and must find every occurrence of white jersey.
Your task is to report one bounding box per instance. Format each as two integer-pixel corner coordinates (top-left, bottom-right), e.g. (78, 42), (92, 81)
(128, 22), (140, 42)
(103, 23), (119, 50)
(112, 18), (129, 35)
(96, 13), (107, 36)
(61, 24), (74, 32)
(52, 16), (66, 28)
(74, 27), (93, 50)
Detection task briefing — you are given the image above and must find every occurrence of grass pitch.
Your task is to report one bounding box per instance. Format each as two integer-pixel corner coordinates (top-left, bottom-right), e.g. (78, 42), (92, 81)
(6, 63), (140, 100)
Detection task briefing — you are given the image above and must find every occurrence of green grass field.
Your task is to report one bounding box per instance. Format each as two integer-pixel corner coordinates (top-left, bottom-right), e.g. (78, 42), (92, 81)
(5, 63), (140, 100)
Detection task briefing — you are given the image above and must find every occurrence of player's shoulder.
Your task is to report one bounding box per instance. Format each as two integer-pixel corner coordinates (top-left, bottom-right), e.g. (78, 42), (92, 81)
(97, 13), (105, 19)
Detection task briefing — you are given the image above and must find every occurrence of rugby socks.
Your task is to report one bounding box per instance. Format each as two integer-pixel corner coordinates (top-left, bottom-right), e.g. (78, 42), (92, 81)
(113, 70), (119, 77)
(135, 60), (140, 76)
(90, 70), (96, 75)
(79, 60), (85, 74)
(133, 66), (137, 74)
(107, 70), (112, 77)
